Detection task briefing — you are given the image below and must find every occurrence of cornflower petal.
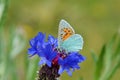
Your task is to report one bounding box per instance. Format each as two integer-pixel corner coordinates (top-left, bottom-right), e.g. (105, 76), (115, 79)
(58, 66), (64, 74)
(39, 57), (46, 65)
(48, 35), (58, 47)
(58, 52), (85, 75)
(28, 32), (46, 56)
(38, 43), (57, 67)
(66, 68), (72, 76)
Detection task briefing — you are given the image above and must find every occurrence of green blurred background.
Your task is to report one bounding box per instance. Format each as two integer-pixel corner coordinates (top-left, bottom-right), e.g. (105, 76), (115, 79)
(0, 0), (120, 80)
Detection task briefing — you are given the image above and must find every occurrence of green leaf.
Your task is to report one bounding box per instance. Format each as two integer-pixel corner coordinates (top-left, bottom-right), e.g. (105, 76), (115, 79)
(0, 0), (9, 79)
(113, 39), (120, 59)
(94, 45), (106, 80)
(0, 0), (9, 28)
(99, 34), (117, 80)
(104, 34), (117, 71)
(106, 57), (120, 80)
(0, 1), (5, 23)
(91, 50), (98, 63)
(26, 56), (39, 80)
(0, 0), (9, 66)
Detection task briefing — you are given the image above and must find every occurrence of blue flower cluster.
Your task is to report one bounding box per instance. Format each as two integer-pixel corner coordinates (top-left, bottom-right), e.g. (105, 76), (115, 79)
(28, 32), (85, 76)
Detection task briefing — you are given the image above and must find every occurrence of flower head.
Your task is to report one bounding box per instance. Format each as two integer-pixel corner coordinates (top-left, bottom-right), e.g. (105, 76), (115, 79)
(28, 32), (86, 79)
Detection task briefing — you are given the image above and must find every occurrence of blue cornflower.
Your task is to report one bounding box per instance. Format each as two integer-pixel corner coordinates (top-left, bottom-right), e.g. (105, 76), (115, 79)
(28, 32), (86, 79)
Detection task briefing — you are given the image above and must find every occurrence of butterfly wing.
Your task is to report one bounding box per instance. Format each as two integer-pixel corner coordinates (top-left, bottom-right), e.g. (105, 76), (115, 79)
(58, 19), (83, 53)
(58, 19), (75, 48)
(60, 34), (83, 52)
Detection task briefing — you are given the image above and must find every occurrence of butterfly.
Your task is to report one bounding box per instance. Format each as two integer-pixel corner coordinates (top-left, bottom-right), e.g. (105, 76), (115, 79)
(58, 19), (83, 53)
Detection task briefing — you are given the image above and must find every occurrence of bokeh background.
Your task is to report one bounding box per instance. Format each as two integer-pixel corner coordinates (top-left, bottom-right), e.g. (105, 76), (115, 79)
(0, 0), (120, 80)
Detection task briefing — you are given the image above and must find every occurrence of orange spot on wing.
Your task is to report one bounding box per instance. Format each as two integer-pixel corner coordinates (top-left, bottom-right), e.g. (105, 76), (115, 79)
(62, 28), (73, 41)
(63, 33), (72, 40)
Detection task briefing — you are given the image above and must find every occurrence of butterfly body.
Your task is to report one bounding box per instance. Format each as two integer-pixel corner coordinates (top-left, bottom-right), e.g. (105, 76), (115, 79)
(58, 19), (83, 53)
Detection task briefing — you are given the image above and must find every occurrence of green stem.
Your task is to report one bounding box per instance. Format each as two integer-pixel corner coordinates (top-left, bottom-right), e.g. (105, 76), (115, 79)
(0, 0), (9, 58)
(0, 0), (9, 80)
(0, 0), (9, 27)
